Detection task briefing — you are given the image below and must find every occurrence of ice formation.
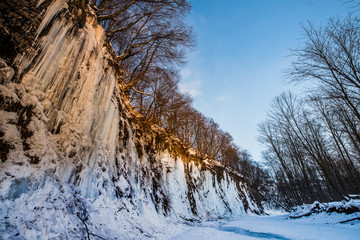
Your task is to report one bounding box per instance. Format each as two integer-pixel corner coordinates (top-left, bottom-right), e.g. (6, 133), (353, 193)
(0, 0), (262, 239)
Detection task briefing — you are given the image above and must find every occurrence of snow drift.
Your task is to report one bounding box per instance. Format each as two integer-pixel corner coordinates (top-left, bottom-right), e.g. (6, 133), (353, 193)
(0, 0), (262, 239)
(289, 200), (360, 221)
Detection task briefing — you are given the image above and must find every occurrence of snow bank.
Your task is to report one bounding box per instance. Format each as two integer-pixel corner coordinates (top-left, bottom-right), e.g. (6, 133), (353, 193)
(290, 200), (360, 220)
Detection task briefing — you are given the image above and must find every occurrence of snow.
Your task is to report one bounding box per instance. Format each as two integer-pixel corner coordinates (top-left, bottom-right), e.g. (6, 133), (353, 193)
(290, 200), (360, 219)
(173, 213), (360, 240)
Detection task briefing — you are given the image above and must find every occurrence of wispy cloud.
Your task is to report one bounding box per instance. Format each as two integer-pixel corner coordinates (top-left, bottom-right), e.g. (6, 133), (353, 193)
(179, 80), (202, 98)
(215, 95), (226, 102)
(180, 68), (192, 78)
(179, 68), (202, 98)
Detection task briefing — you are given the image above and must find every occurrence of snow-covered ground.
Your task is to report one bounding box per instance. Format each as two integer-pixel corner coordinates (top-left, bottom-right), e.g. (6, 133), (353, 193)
(172, 212), (360, 240)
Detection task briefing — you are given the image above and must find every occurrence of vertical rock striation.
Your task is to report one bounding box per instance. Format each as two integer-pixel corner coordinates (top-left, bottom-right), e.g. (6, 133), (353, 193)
(0, 0), (262, 239)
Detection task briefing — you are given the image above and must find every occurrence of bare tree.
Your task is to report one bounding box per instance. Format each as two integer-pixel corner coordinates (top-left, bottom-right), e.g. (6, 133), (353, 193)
(288, 17), (360, 121)
(92, 0), (195, 93)
(259, 91), (360, 207)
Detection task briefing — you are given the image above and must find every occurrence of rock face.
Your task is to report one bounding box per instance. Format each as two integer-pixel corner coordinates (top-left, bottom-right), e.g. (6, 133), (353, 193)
(0, 0), (262, 239)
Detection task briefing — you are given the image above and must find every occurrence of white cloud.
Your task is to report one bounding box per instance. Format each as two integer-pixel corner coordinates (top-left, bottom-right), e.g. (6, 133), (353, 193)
(179, 68), (202, 98)
(179, 80), (202, 98)
(180, 68), (192, 78)
(215, 95), (226, 101)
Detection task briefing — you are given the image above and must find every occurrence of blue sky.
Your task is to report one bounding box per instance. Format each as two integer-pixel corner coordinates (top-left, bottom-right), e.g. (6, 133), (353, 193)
(180, 0), (351, 162)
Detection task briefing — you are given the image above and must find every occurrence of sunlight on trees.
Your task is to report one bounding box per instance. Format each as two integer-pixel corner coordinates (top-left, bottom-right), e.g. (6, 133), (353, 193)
(89, 0), (268, 191)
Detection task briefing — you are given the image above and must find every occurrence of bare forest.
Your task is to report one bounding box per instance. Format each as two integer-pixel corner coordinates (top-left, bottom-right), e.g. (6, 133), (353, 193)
(259, 16), (360, 207)
(91, 0), (360, 209)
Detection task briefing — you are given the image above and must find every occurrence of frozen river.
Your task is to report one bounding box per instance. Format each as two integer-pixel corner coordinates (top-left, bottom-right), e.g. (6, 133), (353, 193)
(172, 214), (360, 240)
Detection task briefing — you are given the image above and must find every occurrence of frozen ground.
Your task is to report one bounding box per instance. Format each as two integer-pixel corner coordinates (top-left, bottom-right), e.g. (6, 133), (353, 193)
(172, 213), (360, 240)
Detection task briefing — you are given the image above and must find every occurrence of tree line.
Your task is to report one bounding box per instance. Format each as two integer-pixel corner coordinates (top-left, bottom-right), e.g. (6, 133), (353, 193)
(90, 0), (269, 191)
(259, 16), (360, 207)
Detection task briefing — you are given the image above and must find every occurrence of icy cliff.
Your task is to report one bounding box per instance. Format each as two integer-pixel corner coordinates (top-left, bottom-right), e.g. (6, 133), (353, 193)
(0, 0), (262, 239)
